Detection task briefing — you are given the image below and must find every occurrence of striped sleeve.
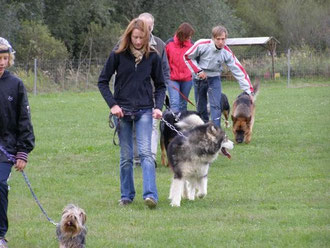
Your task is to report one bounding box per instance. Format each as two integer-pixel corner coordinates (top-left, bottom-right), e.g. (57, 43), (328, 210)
(224, 46), (254, 94)
(183, 40), (211, 74)
(16, 152), (28, 162)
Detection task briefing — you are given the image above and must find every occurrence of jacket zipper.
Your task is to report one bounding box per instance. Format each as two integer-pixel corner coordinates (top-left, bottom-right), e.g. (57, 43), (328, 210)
(134, 62), (137, 108)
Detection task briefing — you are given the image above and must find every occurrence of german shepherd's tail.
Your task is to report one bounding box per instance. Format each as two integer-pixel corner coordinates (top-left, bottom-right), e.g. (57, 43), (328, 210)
(252, 78), (260, 101)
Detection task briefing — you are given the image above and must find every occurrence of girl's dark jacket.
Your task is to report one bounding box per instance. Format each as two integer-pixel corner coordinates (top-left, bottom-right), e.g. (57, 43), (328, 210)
(98, 49), (166, 111)
(0, 70), (35, 163)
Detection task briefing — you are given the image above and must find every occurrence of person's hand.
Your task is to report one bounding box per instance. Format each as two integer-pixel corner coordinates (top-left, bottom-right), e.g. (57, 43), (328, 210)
(197, 71), (207, 80)
(14, 159), (27, 172)
(111, 105), (124, 118)
(153, 108), (162, 119)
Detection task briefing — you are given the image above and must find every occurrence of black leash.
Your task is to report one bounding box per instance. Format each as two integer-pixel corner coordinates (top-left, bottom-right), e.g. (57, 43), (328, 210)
(109, 113), (119, 146)
(0, 145), (58, 226)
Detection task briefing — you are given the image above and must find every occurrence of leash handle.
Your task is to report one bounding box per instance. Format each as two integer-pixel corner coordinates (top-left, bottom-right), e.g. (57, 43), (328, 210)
(108, 113), (115, 129)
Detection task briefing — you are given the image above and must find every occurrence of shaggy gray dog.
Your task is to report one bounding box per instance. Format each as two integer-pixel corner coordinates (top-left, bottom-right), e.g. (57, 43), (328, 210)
(167, 115), (233, 207)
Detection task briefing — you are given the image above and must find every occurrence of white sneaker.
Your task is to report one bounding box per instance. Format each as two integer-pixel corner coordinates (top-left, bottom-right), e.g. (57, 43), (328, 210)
(0, 239), (8, 248)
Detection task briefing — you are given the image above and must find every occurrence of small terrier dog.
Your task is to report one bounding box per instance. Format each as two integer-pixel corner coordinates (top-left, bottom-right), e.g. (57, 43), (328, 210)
(56, 204), (87, 248)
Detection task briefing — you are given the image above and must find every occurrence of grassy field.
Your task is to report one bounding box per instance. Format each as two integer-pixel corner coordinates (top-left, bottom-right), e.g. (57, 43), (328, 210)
(6, 78), (330, 247)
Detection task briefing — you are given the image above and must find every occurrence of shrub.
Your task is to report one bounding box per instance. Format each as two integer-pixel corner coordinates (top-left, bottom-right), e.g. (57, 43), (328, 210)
(15, 21), (68, 65)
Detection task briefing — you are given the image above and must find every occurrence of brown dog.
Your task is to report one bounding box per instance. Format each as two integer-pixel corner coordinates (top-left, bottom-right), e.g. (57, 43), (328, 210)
(231, 80), (260, 144)
(56, 204), (87, 248)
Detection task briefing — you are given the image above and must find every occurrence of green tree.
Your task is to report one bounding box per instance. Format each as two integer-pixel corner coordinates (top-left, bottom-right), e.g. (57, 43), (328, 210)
(111, 0), (246, 41)
(150, 0), (246, 41)
(43, 0), (119, 58)
(15, 21), (68, 63)
(81, 22), (122, 60)
(0, 0), (22, 44)
(11, 0), (45, 21)
(229, 0), (330, 50)
(278, 0), (329, 49)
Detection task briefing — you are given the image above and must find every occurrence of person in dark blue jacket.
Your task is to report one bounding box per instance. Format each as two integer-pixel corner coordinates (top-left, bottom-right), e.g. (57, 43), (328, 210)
(98, 18), (166, 209)
(0, 37), (35, 247)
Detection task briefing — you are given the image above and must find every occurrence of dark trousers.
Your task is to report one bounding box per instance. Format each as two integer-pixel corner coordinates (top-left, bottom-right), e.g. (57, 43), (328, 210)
(194, 78), (209, 122)
(0, 163), (12, 238)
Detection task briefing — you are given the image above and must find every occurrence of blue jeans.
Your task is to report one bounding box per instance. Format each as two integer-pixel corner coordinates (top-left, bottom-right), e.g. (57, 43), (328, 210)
(0, 163), (12, 238)
(117, 109), (158, 202)
(194, 76), (222, 127)
(167, 80), (193, 113)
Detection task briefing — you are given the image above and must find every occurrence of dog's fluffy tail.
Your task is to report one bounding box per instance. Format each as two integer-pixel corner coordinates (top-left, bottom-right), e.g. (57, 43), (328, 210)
(175, 114), (204, 131)
(252, 78), (260, 101)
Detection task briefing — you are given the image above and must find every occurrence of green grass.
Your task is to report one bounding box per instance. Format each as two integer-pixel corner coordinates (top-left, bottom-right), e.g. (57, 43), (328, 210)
(7, 78), (330, 247)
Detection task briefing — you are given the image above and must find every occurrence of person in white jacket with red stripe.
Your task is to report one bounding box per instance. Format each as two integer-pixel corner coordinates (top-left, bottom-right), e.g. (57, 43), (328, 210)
(184, 25), (254, 127)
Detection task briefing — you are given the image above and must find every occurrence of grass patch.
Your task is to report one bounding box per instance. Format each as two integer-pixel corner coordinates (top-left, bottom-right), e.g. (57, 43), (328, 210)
(6, 79), (330, 247)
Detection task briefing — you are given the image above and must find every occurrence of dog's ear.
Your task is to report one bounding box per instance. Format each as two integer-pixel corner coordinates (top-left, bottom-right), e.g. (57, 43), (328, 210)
(207, 123), (219, 135)
(80, 209), (87, 225)
(231, 115), (236, 122)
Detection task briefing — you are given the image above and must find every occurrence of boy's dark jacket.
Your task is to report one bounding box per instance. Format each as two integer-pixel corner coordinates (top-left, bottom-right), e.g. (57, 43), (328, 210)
(98, 49), (166, 111)
(0, 70), (35, 163)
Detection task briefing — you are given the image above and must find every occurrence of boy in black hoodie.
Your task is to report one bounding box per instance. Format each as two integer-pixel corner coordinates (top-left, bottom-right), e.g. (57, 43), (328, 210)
(0, 37), (35, 247)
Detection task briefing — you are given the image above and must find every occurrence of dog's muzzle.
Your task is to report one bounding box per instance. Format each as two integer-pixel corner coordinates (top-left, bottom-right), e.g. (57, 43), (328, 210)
(235, 130), (245, 143)
(220, 139), (234, 159)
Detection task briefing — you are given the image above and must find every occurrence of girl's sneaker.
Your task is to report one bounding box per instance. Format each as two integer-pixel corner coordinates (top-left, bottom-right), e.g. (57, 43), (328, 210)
(0, 238), (8, 248)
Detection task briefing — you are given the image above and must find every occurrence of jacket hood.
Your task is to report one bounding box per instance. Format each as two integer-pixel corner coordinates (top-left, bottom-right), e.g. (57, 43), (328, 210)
(174, 35), (191, 47)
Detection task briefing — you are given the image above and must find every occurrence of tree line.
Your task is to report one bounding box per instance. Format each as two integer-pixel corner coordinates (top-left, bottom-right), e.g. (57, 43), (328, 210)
(1, 0), (329, 65)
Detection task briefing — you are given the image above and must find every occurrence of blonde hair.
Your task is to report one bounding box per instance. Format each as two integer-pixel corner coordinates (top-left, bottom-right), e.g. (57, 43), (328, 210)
(116, 18), (151, 57)
(0, 44), (15, 67)
(212, 26), (228, 38)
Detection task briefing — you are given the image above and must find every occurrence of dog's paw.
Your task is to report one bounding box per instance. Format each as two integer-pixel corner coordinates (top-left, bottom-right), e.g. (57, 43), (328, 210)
(197, 193), (206, 199)
(187, 195), (195, 201)
(170, 201), (181, 207)
(225, 120), (230, 128)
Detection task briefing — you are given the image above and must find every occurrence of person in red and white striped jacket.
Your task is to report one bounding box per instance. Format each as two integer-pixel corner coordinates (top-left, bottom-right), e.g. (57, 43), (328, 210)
(184, 25), (254, 127)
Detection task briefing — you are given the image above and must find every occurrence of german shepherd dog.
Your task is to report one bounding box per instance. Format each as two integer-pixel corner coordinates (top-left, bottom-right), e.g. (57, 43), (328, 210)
(231, 80), (260, 144)
(207, 93), (230, 128)
(220, 93), (230, 128)
(167, 115), (234, 207)
(160, 110), (201, 166)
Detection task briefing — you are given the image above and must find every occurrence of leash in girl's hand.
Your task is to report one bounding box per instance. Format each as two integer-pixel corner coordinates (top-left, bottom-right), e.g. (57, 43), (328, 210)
(109, 112), (120, 145)
(108, 109), (153, 146)
(0, 145), (58, 226)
